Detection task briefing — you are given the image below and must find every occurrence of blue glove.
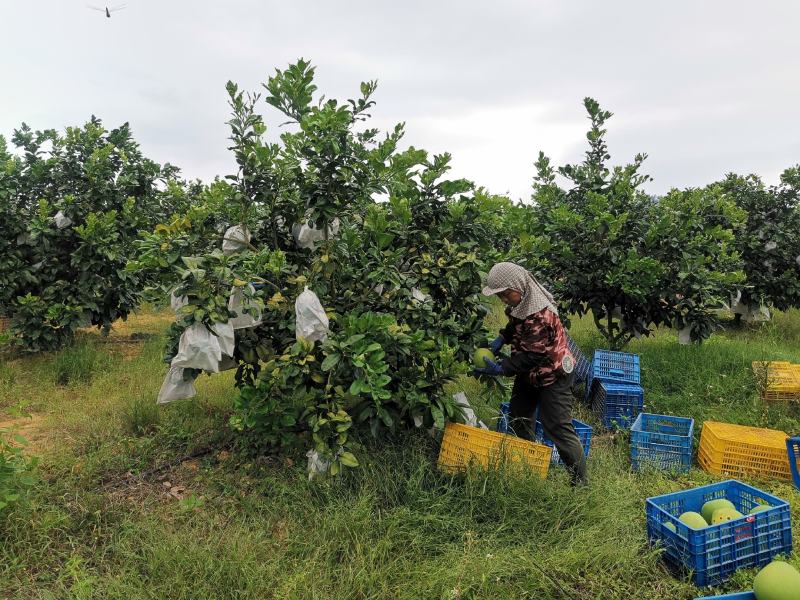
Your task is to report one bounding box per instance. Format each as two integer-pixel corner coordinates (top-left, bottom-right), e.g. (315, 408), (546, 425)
(489, 335), (505, 355)
(474, 357), (503, 377)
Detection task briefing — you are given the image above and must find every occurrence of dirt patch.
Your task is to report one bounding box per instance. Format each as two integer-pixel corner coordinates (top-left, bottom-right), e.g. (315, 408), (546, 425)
(0, 412), (50, 454)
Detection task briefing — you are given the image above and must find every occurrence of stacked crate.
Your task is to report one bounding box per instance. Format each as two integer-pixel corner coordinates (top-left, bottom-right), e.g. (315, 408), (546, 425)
(752, 360), (800, 402)
(587, 350), (644, 428)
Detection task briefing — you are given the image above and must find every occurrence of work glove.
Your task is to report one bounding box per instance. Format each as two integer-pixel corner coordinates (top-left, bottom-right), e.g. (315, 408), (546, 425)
(473, 357), (503, 377)
(489, 335), (505, 355)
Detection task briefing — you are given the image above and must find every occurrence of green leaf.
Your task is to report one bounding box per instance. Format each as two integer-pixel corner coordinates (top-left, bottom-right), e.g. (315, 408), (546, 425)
(339, 451), (359, 467)
(321, 353), (340, 371)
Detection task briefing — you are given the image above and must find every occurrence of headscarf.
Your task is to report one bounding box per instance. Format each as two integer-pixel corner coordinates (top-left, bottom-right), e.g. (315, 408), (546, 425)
(482, 262), (558, 319)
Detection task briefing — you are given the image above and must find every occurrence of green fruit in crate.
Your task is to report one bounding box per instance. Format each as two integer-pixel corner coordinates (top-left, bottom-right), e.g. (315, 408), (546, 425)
(473, 348), (495, 368)
(678, 511), (707, 529)
(664, 522), (677, 533)
(750, 504), (771, 515)
(711, 507), (744, 524)
(753, 560), (800, 600)
(701, 498), (735, 523)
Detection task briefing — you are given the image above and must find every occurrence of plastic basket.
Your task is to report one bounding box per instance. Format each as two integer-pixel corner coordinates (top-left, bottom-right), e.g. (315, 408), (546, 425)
(591, 349), (641, 384)
(630, 413), (694, 473)
(438, 422), (551, 478)
(698, 421), (792, 480)
(694, 593), (755, 600)
(584, 349), (641, 403)
(646, 479), (793, 586)
(566, 334), (591, 386)
(752, 360), (800, 401)
(589, 380), (644, 429)
(788, 436), (800, 490)
(534, 418), (592, 465)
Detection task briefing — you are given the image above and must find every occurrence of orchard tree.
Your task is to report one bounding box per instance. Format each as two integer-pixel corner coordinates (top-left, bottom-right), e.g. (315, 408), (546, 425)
(0, 118), (182, 351)
(720, 167), (800, 319)
(531, 98), (744, 347)
(131, 60), (492, 473)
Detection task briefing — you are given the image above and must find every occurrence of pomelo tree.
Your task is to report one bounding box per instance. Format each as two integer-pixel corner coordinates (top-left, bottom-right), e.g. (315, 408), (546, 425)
(530, 98), (744, 347)
(131, 60), (492, 473)
(719, 167), (800, 320)
(0, 119), (183, 351)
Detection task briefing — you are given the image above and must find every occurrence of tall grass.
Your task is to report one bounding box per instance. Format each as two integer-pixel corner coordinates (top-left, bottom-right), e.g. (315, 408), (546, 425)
(0, 309), (799, 599)
(52, 342), (112, 386)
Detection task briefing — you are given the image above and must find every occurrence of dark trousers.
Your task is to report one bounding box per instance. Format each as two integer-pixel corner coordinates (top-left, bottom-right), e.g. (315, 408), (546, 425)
(509, 373), (588, 485)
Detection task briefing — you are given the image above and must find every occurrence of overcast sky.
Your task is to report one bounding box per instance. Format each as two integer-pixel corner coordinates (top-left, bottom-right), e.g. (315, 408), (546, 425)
(2, 1), (798, 201)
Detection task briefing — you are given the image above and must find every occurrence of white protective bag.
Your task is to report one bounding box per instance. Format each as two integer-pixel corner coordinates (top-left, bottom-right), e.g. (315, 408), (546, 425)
(228, 285), (263, 330)
(452, 391), (488, 429)
(170, 289), (188, 313)
(157, 365), (198, 404)
(171, 323), (223, 373)
(53, 210), (73, 229)
(222, 225), (250, 255)
(295, 287), (329, 342)
(211, 321), (235, 358)
(677, 326), (693, 345)
(306, 449), (330, 480)
(291, 218), (340, 251)
(411, 287), (430, 303)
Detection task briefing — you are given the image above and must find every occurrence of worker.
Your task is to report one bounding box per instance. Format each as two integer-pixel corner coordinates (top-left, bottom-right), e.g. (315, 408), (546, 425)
(475, 261), (587, 485)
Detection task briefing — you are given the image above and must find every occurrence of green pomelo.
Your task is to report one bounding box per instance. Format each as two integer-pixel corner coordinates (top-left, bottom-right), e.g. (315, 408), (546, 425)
(678, 512), (708, 529)
(711, 507), (744, 524)
(753, 560), (800, 600)
(664, 522), (677, 533)
(473, 348), (495, 368)
(750, 505), (771, 515)
(701, 499), (735, 523)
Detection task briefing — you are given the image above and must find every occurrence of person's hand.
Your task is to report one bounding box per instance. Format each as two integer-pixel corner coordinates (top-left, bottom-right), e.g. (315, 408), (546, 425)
(489, 336), (504, 355)
(473, 357), (503, 377)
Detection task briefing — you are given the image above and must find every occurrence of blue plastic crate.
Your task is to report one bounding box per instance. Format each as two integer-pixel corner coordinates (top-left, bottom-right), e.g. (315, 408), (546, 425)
(694, 593), (755, 600)
(589, 380), (644, 429)
(566, 334), (591, 386)
(787, 436), (800, 490)
(646, 479), (793, 586)
(584, 349), (641, 403)
(590, 349), (641, 385)
(534, 418), (592, 465)
(631, 413), (694, 473)
(496, 401), (513, 434)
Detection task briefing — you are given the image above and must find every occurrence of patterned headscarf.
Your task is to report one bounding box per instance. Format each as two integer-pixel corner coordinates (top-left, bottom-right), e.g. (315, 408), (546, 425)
(482, 262), (558, 319)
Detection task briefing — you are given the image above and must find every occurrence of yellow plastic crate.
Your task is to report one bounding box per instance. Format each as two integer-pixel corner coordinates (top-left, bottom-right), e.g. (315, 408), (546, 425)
(437, 422), (551, 478)
(751, 361), (800, 401)
(698, 420), (791, 480)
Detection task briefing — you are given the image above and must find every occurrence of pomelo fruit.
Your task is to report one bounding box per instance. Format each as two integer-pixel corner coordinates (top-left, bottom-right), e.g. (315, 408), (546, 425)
(711, 507), (744, 524)
(701, 498), (735, 523)
(664, 522), (677, 533)
(750, 505), (771, 515)
(473, 348), (495, 368)
(678, 511), (707, 529)
(753, 560), (800, 600)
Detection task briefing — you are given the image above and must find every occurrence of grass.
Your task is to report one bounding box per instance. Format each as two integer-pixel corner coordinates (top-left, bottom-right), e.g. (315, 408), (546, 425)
(0, 308), (799, 598)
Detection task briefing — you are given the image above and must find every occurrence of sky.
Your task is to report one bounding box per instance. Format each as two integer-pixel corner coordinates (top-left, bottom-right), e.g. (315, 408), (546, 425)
(1, 1), (798, 201)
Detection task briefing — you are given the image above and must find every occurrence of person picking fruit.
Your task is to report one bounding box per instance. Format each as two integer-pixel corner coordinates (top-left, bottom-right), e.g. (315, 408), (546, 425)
(475, 261), (587, 485)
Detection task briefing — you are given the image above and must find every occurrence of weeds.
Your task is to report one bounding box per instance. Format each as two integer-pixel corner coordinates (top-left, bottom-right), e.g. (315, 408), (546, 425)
(52, 342), (110, 386)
